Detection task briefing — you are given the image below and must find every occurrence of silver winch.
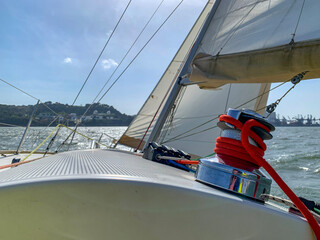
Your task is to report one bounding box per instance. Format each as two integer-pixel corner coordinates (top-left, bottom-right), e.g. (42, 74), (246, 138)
(195, 109), (275, 201)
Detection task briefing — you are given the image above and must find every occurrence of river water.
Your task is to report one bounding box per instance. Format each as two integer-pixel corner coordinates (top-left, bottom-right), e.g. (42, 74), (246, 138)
(0, 126), (319, 202)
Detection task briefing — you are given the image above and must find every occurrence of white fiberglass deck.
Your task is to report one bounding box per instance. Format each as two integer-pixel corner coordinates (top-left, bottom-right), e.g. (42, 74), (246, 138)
(0, 149), (314, 239)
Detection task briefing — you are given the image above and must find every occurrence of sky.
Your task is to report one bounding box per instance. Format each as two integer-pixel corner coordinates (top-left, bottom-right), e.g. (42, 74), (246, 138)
(0, 0), (319, 118)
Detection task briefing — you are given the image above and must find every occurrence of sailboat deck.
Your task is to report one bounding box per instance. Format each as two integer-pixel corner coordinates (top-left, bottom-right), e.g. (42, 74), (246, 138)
(0, 149), (314, 239)
(0, 149), (218, 193)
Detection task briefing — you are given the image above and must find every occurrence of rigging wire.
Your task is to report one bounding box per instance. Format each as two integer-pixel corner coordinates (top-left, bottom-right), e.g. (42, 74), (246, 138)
(66, 0), (186, 151)
(162, 80), (291, 144)
(0, 77), (39, 101)
(29, 116), (61, 148)
(234, 80), (289, 109)
(96, 0), (185, 104)
(132, 0), (199, 151)
(0, 122), (24, 127)
(290, 0), (306, 43)
(0, 77), (67, 150)
(60, 0), (134, 149)
(0, 77), (61, 117)
(0, 78), (61, 145)
(78, 0), (166, 121)
(71, 0), (133, 106)
(43, 125), (62, 156)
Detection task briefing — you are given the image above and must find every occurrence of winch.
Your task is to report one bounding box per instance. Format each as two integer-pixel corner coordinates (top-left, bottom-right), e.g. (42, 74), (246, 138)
(196, 109), (275, 201)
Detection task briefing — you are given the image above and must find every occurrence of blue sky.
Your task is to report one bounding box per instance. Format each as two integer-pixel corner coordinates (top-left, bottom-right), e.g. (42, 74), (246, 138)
(0, 0), (319, 118)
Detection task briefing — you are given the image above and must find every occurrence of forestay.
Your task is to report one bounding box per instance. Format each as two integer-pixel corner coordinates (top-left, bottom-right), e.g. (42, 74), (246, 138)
(117, 0), (215, 150)
(190, 0), (320, 89)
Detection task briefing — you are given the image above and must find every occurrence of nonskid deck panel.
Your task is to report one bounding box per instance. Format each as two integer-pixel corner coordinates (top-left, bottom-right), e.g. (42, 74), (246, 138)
(0, 149), (199, 189)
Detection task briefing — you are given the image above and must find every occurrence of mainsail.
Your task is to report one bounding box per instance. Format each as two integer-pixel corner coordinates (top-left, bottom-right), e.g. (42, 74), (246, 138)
(118, 0), (319, 157)
(190, 0), (320, 89)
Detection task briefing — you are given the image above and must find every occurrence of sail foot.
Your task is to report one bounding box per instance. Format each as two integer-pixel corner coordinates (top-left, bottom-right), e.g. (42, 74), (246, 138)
(190, 39), (320, 89)
(117, 135), (145, 150)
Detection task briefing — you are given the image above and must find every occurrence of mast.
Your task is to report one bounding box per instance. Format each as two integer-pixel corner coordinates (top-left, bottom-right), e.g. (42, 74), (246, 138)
(142, 0), (221, 151)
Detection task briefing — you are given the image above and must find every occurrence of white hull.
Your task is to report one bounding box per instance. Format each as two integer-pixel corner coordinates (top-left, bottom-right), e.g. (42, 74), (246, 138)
(0, 149), (315, 239)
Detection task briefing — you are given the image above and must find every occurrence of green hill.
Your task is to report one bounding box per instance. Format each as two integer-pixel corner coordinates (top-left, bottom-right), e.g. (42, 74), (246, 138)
(0, 102), (134, 127)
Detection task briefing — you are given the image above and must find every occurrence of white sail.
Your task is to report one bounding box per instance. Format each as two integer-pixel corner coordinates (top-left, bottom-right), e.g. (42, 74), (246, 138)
(158, 82), (270, 157)
(141, 0), (320, 157)
(190, 0), (320, 89)
(119, 0), (320, 157)
(117, 0), (215, 150)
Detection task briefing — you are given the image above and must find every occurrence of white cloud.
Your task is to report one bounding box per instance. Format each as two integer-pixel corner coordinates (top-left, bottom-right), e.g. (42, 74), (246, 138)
(63, 57), (72, 63)
(106, 30), (113, 37)
(102, 58), (118, 69)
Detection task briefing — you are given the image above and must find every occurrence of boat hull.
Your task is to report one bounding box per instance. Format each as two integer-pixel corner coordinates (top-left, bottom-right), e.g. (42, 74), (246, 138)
(0, 149), (314, 239)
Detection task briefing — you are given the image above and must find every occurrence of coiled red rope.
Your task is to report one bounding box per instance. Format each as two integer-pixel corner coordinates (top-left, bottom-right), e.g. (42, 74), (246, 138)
(214, 115), (267, 171)
(215, 114), (320, 239)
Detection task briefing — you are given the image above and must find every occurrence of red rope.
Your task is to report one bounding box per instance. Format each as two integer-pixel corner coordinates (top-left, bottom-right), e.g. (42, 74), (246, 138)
(242, 120), (320, 239)
(175, 160), (199, 165)
(214, 115), (267, 171)
(215, 114), (320, 238)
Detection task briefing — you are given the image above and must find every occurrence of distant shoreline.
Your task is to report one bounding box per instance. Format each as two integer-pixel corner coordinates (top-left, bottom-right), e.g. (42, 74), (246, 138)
(0, 102), (134, 128)
(273, 125), (320, 127)
(0, 124), (130, 128)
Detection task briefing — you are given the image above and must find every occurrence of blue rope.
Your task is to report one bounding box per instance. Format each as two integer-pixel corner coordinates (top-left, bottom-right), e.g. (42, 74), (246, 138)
(168, 160), (196, 173)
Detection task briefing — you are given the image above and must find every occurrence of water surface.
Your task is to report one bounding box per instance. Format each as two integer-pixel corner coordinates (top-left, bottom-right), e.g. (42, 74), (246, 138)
(0, 126), (319, 202)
